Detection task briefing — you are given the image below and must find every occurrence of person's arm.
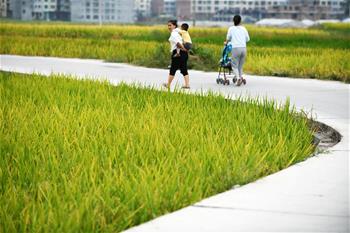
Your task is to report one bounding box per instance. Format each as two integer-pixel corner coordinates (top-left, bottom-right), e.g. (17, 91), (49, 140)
(245, 28), (250, 42)
(225, 28), (232, 44)
(177, 42), (188, 52)
(172, 31), (187, 52)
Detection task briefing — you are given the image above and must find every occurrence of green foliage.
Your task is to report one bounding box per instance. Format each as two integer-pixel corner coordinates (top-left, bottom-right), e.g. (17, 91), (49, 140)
(0, 72), (314, 232)
(318, 22), (350, 35)
(0, 21), (349, 82)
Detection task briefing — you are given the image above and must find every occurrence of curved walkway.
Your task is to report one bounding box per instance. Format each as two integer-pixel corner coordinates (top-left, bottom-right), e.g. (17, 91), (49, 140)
(1, 55), (349, 232)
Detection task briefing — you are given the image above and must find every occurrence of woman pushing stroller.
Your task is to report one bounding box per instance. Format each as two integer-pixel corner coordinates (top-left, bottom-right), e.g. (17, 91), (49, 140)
(225, 15), (250, 86)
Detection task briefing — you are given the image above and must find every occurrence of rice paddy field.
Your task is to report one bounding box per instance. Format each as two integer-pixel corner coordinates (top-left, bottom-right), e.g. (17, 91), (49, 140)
(0, 71), (315, 232)
(0, 21), (349, 82)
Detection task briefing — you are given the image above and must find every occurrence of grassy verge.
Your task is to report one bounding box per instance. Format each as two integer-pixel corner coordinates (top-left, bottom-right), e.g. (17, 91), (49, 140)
(1, 71), (314, 232)
(0, 22), (349, 82)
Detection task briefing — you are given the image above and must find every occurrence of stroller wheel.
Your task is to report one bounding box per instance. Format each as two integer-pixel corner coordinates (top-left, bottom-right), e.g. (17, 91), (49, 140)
(243, 79), (247, 85)
(216, 78), (220, 84)
(233, 77), (237, 83)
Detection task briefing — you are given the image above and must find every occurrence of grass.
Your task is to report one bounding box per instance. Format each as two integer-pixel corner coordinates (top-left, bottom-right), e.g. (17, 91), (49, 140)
(0, 71), (315, 232)
(0, 21), (349, 82)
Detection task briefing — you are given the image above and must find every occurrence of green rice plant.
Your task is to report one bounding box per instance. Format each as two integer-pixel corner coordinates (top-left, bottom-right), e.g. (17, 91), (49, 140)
(317, 22), (350, 35)
(1, 34), (349, 82)
(1, 22), (349, 48)
(0, 21), (349, 82)
(0, 71), (315, 232)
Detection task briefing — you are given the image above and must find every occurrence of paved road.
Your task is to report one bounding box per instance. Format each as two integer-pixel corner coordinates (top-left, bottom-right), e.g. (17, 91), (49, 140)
(1, 55), (349, 232)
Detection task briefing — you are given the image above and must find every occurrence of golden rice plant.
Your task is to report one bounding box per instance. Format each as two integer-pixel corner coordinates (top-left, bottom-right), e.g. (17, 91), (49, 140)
(0, 71), (315, 232)
(0, 21), (349, 82)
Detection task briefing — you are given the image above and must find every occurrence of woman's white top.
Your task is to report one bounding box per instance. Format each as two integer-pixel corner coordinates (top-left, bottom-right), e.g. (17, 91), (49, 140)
(169, 28), (183, 52)
(226, 25), (250, 48)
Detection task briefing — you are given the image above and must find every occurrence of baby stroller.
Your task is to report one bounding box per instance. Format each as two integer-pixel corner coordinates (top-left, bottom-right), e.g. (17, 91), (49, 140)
(216, 43), (237, 86)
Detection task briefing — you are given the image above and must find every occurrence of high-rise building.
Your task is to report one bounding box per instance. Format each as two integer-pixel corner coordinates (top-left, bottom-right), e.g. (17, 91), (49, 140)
(70, 0), (135, 23)
(0, 0), (7, 17)
(176, 0), (288, 20)
(6, 0), (23, 19)
(151, 0), (163, 16)
(135, 0), (152, 17)
(176, 0), (191, 20)
(176, 0), (346, 21)
(266, 0), (346, 20)
(6, 0), (70, 21)
(137, 0), (176, 18)
(57, 0), (70, 20)
(8, 0), (33, 20)
(32, 0), (70, 21)
(164, 0), (175, 16)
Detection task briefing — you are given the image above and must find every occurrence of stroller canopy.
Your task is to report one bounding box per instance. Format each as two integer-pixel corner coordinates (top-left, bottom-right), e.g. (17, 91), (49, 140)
(220, 43), (232, 67)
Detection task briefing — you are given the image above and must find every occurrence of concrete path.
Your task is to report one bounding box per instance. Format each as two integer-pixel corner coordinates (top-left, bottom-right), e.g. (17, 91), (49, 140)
(1, 55), (349, 232)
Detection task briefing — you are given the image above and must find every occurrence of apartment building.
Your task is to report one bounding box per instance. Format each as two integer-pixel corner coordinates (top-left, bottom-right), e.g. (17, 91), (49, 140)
(70, 0), (135, 23)
(163, 0), (175, 16)
(266, 0), (346, 20)
(5, 0), (69, 21)
(177, 0), (288, 20)
(176, 0), (191, 19)
(32, 0), (70, 21)
(135, 0), (152, 17)
(151, 0), (163, 16)
(6, 0), (32, 20)
(136, 0), (177, 19)
(0, 0), (7, 17)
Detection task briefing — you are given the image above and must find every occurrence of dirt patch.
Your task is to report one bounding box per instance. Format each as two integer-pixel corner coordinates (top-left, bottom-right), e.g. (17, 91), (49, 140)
(309, 120), (342, 150)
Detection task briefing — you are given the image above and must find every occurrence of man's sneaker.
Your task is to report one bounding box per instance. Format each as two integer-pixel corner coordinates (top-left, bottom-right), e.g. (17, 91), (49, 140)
(236, 78), (243, 87)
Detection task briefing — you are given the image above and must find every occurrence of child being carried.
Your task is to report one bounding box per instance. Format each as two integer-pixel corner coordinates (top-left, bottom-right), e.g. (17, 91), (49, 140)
(174, 23), (192, 57)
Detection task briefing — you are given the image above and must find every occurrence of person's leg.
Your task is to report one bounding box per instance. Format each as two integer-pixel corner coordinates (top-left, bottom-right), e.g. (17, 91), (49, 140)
(184, 43), (192, 51)
(180, 50), (190, 88)
(166, 75), (175, 87)
(238, 48), (247, 78)
(235, 48), (247, 86)
(183, 75), (190, 88)
(174, 48), (180, 57)
(164, 54), (178, 88)
(231, 48), (240, 78)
